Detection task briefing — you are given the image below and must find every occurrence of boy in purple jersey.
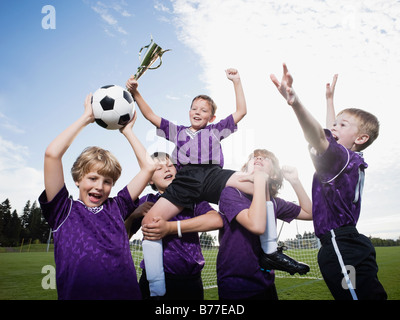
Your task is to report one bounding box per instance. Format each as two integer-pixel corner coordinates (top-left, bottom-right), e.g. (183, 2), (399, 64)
(217, 149), (312, 300)
(126, 69), (248, 296)
(39, 94), (155, 300)
(271, 64), (387, 300)
(124, 152), (222, 300)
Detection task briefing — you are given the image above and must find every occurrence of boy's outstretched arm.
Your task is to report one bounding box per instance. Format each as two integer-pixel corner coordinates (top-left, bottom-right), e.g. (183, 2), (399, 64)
(44, 94), (94, 202)
(326, 74), (338, 129)
(226, 68), (247, 124)
(120, 113), (156, 201)
(126, 76), (161, 128)
(270, 63), (329, 155)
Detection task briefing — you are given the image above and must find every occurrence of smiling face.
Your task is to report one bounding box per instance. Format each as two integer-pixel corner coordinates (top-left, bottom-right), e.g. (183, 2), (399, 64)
(71, 147), (121, 208)
(150, 157), (177, 193)
(189, 97), (216, 131)
(75, 169), (113, 207)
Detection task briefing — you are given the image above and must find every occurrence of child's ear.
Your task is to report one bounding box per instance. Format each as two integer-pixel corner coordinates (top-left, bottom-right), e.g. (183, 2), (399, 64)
(355, 134), (370, 147)
(209, 114), (217, 123)
(75, 181), (80, 188)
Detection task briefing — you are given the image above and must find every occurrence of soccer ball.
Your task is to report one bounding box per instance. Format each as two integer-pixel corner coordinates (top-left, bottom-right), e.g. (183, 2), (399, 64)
(91, 85), (135, 130)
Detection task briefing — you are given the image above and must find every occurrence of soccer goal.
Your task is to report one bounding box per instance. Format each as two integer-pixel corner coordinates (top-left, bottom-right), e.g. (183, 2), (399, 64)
(130, 220), (322, 290)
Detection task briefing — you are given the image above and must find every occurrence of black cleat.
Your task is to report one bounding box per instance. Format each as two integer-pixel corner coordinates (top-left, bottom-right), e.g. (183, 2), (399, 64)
(259, 246), (310, 275)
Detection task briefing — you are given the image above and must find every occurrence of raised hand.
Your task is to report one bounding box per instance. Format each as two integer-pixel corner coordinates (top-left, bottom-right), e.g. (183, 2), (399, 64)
(225, 68), (240, 82)
(270, 63), (297, 105)
(84, 93), (95, 123)
(326, 74), (338, 100)
(126, 76), (138, 94)
(282, 165), (299, 183)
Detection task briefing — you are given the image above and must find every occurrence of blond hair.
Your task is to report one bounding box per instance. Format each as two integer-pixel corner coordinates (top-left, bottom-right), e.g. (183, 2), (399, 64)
(338, 108), (379, 151)
(241, 149), (283, 198)
(149, 152), (172, 191)
(71, 146), (121, 185)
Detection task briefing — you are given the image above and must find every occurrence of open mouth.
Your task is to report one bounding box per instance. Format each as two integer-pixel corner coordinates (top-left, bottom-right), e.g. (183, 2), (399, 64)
(164, 174), (173, 180)
(89, 193), (102, 202)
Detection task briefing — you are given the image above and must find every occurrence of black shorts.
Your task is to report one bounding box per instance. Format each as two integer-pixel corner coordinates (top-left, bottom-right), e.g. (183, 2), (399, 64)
(319, 226), (387, 300)
(161, 164), (235, 209)
(139, 271), (204, 300)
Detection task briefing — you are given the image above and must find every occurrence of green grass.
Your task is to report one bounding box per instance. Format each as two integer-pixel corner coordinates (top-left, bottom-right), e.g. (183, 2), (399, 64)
(0, 246), (399, 300)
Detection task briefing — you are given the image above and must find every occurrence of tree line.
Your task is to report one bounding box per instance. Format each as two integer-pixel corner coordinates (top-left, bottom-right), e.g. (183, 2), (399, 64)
(1, 198), (399, 248)
(0, 199), (50, 247)
(284, 231), (400, 247)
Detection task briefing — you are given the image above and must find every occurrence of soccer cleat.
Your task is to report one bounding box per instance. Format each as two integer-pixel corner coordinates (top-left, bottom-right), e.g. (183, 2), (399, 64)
(259, 246), (310, 275)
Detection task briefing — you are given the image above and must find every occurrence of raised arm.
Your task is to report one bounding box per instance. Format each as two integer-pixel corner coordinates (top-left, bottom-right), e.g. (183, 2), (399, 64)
(282, 166), (312, 220)
(226, 68), (247, 124)
(44, 94), (94, 202)
(120, 113), (156, 200)
(270, 63), (329, 155)
(126, 76), (162, 128)
(326, 74), (338, 129)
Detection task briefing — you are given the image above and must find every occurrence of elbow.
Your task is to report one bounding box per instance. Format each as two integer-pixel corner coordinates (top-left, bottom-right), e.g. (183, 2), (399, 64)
(214, 217), (224, 229)
(238, 109), (247, 121)
(250, 224), (266, 236)
(44, 146), (59, 161)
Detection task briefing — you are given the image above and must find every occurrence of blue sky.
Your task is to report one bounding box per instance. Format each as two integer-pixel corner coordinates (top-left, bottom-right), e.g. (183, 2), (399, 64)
(1, 0), (400, 240)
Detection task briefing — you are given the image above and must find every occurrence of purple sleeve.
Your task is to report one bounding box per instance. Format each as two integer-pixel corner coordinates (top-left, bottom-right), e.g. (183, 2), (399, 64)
(274, 197), (301, 223)
(219, 187), (251, 223)
(193, 201), (214, 217)
(156, 118), (184, 143)
(38, 185), (72, 230)
(310, 129), (351, 183)
(211, 114), (237, 141)
(115, 186), (139, 220)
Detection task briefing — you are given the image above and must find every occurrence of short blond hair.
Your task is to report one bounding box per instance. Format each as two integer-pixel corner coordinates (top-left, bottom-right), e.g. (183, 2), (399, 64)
(149, 152), (172, 191)
(71, 146), (121, 185)
(338, 108), (380, 151)
(241, 149), (283, 198)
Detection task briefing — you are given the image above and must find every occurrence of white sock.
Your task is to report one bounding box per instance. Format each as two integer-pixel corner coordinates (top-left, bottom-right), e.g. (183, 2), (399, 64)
(260, 201), (278, 254)
(142, 239), (166, 296)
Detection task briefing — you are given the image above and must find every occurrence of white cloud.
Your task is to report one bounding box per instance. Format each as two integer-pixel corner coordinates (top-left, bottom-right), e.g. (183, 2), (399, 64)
(0, 136), (43, 213)
(90, 0), (131, 36)
(0, 109), (25, 134)
(166, 94), (180, 100)
(168, 0), (400, 238)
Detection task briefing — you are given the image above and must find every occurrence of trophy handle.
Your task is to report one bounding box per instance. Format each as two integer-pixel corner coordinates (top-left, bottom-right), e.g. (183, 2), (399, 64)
(147, 49), (171, 70)
(134, 37), (171, 79)
(138, 41), (152, 56)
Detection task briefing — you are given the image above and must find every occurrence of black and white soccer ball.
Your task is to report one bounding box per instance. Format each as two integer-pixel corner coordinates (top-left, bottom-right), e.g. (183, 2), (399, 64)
(91, 85), (135, 130)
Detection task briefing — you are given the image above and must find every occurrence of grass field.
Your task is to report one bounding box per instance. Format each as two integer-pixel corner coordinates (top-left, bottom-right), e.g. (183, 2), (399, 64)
(0, 246), (399, 300)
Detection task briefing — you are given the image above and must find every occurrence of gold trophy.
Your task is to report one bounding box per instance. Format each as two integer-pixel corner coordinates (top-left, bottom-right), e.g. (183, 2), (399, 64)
(134, 37), (171, 80)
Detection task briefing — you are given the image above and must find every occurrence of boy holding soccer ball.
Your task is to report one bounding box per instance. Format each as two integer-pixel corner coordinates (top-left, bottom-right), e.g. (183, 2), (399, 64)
(39, 94), (155, 299)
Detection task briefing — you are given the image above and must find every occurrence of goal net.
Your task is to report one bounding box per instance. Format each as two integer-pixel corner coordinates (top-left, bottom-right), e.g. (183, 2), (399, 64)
(130, 220), (322, 290)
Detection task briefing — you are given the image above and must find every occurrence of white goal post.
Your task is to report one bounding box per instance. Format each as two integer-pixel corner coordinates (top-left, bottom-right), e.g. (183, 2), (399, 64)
(130, 220), (322, 290)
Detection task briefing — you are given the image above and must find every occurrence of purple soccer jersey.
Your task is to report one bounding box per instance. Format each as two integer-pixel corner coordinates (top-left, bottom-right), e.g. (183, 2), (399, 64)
(136, 193), (213, 275)
(156, 115), (237, 169)
(217, 187), (301, 299)
(39, 185), (141, 300)
(310, 130), (368, 238)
